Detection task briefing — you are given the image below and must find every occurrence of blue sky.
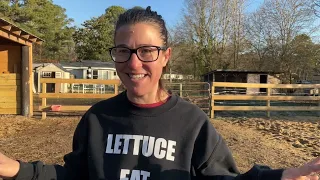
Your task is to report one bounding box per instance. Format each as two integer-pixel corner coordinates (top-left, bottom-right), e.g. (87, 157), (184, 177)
(52, 0), (263, 28)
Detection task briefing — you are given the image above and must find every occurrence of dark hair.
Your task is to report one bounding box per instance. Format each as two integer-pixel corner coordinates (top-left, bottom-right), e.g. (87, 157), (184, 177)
(115, 6), (169, 98)
(115, 6), (168, 46)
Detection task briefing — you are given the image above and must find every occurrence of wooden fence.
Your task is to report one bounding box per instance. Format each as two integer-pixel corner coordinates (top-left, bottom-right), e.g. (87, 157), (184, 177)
(211, 82), (320, 118)
(165, 82), (211, 115)
(37, 78), (120, 119)
(35, 78), (320, 119)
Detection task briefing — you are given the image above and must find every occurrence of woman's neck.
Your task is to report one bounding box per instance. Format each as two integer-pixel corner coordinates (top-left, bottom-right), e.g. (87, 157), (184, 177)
(126, 89), (169, 104)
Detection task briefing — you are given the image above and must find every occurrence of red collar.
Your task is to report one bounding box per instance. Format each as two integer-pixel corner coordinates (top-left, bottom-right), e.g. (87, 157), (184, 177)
(131, 96), (171, 108)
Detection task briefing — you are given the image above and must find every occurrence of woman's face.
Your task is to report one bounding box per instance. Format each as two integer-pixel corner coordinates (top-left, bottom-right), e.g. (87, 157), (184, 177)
(114, 23), (171, 97)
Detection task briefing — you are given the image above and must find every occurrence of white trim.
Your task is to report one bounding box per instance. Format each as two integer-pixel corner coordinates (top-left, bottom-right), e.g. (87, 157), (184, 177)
(63, 66), (116, 71)
(34, 63), (67, 73)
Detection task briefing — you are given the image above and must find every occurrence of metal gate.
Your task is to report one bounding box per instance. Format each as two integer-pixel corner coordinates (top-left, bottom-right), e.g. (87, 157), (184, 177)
(165, 82), (211, 116)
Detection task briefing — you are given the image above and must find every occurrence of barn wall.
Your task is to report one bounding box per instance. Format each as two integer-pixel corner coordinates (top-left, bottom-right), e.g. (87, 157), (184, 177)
(0, 45), (21, 74)
(247, 74), (260, 94)
(0, 74), (21, 114)
(268, 75), (281, 94)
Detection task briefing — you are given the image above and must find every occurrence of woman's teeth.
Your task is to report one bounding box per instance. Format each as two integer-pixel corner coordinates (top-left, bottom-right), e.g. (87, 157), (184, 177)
(129, 74), (145, 79)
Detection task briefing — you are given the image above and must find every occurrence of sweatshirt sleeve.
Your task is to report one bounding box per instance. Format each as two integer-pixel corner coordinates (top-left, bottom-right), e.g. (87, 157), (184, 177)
(192, 119), (284, 180)
(14, 113), (89, 180)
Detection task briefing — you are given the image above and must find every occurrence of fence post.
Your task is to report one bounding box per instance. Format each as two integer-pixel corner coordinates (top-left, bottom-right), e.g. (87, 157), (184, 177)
(41, 83), (47, 120)
(114, 83), (118, 95)
(211, 84), (215, 119)
(267, 87), (271, 118)
(318, 88), (320, 117)
(179, 83), (183, 97)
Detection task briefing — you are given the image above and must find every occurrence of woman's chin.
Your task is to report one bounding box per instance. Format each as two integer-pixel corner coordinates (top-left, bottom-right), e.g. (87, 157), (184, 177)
(127, 87), (147, 97)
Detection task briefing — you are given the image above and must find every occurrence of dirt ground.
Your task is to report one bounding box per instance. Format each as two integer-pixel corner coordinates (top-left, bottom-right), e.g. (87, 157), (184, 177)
(0, 114), (319, 174)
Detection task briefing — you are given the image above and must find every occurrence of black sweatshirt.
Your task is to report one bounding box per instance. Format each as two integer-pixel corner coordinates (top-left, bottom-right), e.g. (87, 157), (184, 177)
(15, 91), (284, 180)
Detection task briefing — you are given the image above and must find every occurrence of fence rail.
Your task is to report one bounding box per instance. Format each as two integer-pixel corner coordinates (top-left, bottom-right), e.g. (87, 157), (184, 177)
(211, 82), (320, 118)
(36, 78), (120, 119)
(165, 82), (211, 115)
(34, 79), (320, 119)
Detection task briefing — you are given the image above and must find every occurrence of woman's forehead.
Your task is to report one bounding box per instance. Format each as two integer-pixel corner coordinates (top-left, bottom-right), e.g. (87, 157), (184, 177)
(115, 23), (162, 46)
(117, 22), (159, 32)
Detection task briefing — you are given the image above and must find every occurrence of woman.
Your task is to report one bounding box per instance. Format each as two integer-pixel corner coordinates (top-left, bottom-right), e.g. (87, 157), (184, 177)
(0, 6), (319, 180)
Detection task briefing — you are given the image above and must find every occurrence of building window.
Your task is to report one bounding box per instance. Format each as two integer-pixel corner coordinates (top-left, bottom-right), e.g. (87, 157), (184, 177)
(55, 72), (62, 78)
(114, 72), (117, 76)
(42, 72), (52, 78)
(100, 70), (108, 79)
(93, 70), (98, 79)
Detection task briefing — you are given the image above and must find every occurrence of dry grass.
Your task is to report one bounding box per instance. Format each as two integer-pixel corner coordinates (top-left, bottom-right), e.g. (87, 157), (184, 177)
(0, 115), (319, 174)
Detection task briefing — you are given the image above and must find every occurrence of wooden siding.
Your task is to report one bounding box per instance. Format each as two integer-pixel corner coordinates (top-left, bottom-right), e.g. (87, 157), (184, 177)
(0, 74), (21, 114)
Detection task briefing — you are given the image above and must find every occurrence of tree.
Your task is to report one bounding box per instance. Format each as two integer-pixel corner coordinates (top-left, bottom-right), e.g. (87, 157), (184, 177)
(244, 9), (279, 71)
(0, 1), (11, 18)
(171, 0), (248, 78)
(0, 0), (76, 62)
(168, 38), (196, 77)
(290, 34), (319, 81)
(230, 0), (246, 69)
(73, 6), (126, 61)
(313, 0), (320, 17)
(245, 0), (317, 83)
(131, 6), (144, 10)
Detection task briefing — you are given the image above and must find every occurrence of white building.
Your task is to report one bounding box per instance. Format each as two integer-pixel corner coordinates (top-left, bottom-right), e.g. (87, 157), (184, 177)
(60, 60), (119, 80)
(162, 73), (194, 80)
(33, 63), (71, 93)
(33, 60), (119, 93)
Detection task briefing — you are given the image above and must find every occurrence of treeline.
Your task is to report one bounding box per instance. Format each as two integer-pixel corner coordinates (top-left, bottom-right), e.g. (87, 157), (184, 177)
(1, 0), (320, 82)
(170, 0), (320, 83)
(0, 0), (75, 62)
(0, 0), (126, 62)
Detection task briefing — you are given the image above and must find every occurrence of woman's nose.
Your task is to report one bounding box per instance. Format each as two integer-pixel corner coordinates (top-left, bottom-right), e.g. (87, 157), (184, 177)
(127, 53), (142, 69)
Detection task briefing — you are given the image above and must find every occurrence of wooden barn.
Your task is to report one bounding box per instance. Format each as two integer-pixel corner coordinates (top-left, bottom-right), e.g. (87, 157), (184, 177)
(0, 18), (43, 116)
(202, 69), (282, 95)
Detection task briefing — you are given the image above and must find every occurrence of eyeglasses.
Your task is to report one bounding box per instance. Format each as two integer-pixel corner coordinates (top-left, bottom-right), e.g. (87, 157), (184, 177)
(109, 46), (167, 63)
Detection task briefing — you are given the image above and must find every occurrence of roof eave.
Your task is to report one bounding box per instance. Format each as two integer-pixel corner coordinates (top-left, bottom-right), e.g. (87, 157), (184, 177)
(0, 18), (44, 44)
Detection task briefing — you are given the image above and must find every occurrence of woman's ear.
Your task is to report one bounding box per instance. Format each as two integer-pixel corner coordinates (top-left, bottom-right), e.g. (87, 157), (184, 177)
(162, 47), (171, 67)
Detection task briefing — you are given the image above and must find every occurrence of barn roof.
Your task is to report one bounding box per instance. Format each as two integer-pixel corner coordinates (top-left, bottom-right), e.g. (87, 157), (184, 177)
(33, 63), (69, 72)
(60, 60), (115, 69)
(201, 69), (283, 76)
(0, 18), (44, 44)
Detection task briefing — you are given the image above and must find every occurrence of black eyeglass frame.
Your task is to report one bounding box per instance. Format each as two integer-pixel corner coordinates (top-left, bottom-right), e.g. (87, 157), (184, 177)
(108, 46), (168, 63)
